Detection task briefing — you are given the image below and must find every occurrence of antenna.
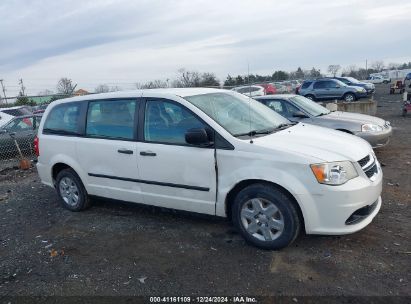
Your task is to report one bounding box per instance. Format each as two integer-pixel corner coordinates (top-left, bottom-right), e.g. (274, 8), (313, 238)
(247, 61), (253, 144)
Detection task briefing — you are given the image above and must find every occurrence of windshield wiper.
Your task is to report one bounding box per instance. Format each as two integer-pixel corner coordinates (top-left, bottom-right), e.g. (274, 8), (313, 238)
(275, 122), (298, 129)
(234, 128), (276, 137)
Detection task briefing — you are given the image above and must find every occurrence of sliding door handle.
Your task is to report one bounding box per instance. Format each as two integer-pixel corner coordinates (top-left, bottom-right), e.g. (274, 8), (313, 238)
(140, 151), (156, 156)
(118, 149), (133, 155)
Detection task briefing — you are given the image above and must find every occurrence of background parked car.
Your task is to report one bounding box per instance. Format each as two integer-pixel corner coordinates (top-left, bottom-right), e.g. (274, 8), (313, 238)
(366, 75), (390, 84)
(257, 83), (277, 95)
(0, 114), (42, 158)
(32, 103), (50, 114)
(298, 79), (368, 102)
(0, 106), (33, 128)
(255, 94), (392, 148)
(231, 85), (265, 97)
(272, 82), (289, 94)
(332, 77), (375, 95)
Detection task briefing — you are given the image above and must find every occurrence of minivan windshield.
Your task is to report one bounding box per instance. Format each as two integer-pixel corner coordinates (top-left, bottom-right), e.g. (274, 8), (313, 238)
(184, 92), (290, 137)
(289, 95), (330, 117)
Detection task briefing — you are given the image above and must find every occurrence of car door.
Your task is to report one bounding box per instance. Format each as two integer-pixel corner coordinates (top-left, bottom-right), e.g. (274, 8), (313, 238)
(325, 80), (341, 99)
(76, 98), (144, 203)
(313, 81), (328, 99)
(136, 98), (216, 215)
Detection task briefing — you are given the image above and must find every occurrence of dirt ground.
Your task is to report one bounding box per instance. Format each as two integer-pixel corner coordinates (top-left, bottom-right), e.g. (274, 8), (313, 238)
(0, 85), (410, 300)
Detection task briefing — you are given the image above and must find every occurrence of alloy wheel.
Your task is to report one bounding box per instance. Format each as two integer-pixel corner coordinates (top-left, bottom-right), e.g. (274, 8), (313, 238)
(59, 176), (80, 206)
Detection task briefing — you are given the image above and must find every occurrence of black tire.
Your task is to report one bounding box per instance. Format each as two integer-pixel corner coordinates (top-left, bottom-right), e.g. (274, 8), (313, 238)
(383, 80), (389, 84)
(304, 94), (315, 101)
(56, 168), (90, 211)
(343, 92), (356, 102)
(403, 109), (407, 117)
(231, 183), (301, 250)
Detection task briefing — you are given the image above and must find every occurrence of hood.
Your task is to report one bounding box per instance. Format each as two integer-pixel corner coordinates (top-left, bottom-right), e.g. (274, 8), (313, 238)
(325, 111), (385, 126)
(346, 85), (366, 92)
(251, 123), (372, 162)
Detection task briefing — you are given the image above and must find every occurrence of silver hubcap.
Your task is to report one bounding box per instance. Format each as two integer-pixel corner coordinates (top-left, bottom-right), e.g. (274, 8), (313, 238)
(59, 177), (79, 206)
(241, 198), (284, 242)
(345, 94), (354, 102)
(306, 96), (313, 100)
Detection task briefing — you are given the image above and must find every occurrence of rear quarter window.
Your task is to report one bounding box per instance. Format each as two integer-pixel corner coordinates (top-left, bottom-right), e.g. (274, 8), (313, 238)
(43, 102), (82, 135)
(301, 82), (312, 89)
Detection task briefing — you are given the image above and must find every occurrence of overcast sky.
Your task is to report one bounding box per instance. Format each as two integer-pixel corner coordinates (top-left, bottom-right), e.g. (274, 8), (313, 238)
(1, 0), (411, 96)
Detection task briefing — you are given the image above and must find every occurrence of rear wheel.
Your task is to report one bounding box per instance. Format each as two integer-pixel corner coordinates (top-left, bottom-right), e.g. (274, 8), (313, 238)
(305, 94), (315, 101)
(343, 93), (356, 102)
(232, 183), (301, 250)
(56, 168), (90, 211)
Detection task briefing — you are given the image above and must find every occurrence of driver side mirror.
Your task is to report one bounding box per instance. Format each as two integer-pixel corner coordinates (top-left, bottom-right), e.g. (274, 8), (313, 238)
(0, 129), (7, 134)
(293, 111), (309, 118)
(185, 128), (212, 146)
(335, 85), (340, 88)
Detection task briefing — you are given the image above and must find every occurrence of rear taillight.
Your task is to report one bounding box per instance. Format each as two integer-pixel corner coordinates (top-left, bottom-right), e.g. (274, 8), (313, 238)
(34, 136), (39, 157)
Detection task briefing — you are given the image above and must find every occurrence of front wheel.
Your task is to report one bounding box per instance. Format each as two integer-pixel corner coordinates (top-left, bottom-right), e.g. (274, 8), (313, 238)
(343, 93), (356, 102)
(232, 183), (301, 250)
(56, 168), (90, 211)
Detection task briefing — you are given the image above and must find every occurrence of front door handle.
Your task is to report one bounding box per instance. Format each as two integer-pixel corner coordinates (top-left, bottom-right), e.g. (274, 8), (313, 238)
(140, 151), (156, 156)
(118, 149), (133, 155)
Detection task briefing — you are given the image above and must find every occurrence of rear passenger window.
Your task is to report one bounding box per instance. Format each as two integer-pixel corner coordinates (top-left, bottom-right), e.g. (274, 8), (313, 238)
(301, 82), (312, 89)
(86, 100), (136, 140)
(43, 103), (81, 134)
(313, 81), (326, 89)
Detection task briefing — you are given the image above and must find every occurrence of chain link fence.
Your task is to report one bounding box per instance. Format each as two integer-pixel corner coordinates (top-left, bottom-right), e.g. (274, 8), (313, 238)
(0, 129), (37, 171)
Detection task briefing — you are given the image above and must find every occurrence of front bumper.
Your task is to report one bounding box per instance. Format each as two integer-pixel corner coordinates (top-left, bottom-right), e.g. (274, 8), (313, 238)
(355, 125), (392, 148)
(355, 91), (368, 99)
(297, 162), (383, 235)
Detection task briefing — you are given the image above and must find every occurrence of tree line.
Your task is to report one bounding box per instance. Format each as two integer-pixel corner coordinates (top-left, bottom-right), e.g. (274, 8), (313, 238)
(9, 60), (411, 106)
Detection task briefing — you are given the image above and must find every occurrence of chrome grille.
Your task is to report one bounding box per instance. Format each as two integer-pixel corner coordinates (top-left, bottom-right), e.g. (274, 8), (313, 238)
(358, 154), (379, 180)
(384, 121), (391, 129)
(358, 155), (370, 168)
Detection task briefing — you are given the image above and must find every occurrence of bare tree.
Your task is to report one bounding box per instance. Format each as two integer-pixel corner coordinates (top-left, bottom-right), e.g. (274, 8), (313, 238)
(371, 61), (384, 72)
(135, 80), (168, 89)
(110, 86), (122, 92)
(56, 78), (76, 95)
(94, 84), (110, 93)
(387, 62), (400, 70)
(173, 68), (201, 87)
(327, 65), (341, 77)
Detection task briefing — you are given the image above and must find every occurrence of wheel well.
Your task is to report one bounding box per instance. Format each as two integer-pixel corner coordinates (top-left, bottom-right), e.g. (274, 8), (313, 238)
(336, 129), (353, 134)
(225, 179), (305, 231)
(52, 163), (73, 182)
(343, 92), (356, 99)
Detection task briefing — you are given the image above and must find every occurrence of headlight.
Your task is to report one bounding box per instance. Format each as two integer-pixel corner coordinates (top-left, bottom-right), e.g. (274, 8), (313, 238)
(310, 161), (358, 185)
(362, 124), (383, 132)
(356, 87), (366, 92)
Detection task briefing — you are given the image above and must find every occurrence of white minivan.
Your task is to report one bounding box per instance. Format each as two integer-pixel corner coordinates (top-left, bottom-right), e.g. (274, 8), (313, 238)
(36, 88), (382, 249)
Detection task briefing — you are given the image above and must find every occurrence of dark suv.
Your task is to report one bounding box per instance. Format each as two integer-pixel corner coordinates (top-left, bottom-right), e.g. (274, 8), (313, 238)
(298, 79), (368, 102)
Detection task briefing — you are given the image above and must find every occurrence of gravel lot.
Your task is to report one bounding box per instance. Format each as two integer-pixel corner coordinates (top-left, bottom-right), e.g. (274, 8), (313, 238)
(0, 85), (410, 299)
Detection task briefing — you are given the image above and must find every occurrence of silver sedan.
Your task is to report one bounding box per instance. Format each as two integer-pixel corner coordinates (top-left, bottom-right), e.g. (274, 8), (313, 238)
(255, 94), (392, 148)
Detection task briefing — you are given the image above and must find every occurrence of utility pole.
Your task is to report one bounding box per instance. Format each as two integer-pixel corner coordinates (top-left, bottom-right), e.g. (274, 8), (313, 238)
(0, 79), (7, 104)
(19, 78), (26, 96)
